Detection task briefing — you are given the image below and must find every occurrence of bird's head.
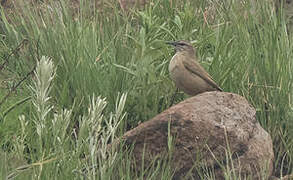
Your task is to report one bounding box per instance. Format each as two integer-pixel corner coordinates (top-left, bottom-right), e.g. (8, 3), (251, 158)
(166, 40), (195, 55)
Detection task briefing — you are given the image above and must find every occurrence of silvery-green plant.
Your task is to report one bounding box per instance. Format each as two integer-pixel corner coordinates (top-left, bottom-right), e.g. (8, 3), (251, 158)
(29, 56), (56, 179)
(30, 56), (55, 140)
(5, 56), (73, 179)
(75, 93), (127, 179)
(51, 109), (72, 148)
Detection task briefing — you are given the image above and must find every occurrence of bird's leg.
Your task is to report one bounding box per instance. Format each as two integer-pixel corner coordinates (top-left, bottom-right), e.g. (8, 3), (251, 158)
(169, 88), (179, 107)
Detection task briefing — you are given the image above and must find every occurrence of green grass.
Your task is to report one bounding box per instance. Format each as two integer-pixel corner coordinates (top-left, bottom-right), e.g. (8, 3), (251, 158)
(0, 0), (292, 179)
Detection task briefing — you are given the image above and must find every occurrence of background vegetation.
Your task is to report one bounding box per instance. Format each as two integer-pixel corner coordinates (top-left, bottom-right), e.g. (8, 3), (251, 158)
(0, 0), (292, 179)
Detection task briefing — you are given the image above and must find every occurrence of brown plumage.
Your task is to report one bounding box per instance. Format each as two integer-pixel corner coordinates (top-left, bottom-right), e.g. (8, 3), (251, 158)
(167, 40), (222, 96)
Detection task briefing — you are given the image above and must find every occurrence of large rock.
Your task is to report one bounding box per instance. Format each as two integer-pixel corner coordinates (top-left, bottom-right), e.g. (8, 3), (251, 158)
(122, 92), (274, 179)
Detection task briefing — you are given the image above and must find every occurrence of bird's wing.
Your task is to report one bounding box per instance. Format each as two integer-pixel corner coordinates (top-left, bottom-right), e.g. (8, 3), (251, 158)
(182, 59), (223, 91)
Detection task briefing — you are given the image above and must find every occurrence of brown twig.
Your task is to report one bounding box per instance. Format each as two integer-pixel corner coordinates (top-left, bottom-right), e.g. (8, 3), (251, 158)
(0, 65), (36, 108)
(0, 39), (28, 71)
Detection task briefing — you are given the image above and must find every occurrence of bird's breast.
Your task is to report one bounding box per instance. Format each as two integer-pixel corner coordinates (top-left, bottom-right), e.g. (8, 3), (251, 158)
(169, 54), (180, 73)
(169, 54), (186, 84)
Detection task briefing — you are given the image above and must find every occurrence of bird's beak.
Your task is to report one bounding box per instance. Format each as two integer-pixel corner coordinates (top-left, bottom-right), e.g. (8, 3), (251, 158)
(166, 41), (177, 46)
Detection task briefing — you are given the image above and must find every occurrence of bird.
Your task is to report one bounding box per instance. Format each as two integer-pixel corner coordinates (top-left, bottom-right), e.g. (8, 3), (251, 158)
(167, 40), (222, 96)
